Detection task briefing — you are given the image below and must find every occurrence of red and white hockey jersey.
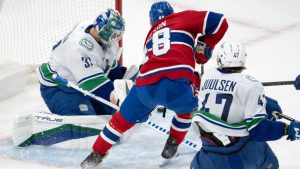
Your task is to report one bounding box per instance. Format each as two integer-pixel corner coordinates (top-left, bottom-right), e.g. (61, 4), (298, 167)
(136, 10), (228, 86)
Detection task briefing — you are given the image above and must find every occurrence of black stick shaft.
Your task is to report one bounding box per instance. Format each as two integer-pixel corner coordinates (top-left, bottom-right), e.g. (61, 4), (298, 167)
(274, 112), (297, 122)
(262, 81), (295, 86)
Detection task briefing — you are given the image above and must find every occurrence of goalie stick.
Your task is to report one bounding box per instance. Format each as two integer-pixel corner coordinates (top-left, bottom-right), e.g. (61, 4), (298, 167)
(52, 74), (200, 151)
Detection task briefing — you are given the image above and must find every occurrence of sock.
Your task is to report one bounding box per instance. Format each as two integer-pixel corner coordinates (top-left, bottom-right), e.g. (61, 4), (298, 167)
(93, 111), (135, 155)
(169, 112), (192, 144)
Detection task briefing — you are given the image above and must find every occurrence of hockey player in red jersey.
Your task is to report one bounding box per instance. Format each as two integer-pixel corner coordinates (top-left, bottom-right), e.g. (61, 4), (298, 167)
(80, 1), (228, 168)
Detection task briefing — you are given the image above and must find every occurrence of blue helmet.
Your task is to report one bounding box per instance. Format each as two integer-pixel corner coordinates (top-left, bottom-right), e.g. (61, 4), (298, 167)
(94, 8), (125, 45)
(149, 1), (174, 26)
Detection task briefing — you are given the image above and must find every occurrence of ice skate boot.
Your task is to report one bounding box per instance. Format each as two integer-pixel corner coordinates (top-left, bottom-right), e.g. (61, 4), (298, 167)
(80, 151), (107, 169)
(160, 136), (179, 166)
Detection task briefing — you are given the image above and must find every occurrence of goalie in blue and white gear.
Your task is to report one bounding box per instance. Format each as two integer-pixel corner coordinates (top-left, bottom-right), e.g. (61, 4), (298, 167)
(190, 42), (300, 169)
(13, 8), (138, 148)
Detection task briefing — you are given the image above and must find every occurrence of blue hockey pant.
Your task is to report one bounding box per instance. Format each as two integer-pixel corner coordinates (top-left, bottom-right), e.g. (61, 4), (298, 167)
(40, 84), (115, 115)
(119, 78), (198, 123)
(190, 137), (279, 169)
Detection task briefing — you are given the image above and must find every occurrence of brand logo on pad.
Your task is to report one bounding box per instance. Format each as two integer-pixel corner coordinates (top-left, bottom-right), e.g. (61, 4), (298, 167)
(34, 115), (64, 123)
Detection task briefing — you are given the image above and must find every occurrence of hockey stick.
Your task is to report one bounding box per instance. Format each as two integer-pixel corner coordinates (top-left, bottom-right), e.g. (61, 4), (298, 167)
(52, 74), (200, 151)
(262, 81), (294, 86)
(262, 74), (300, 90)
(272, 111), (298, 122)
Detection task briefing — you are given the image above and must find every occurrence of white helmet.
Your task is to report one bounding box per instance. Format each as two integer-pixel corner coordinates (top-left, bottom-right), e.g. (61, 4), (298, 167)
(216, 42), (247, 69)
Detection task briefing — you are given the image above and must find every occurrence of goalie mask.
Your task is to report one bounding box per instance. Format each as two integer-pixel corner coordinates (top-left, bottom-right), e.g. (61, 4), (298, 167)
(94, 8), (125, 45)
(216, 42), (247, 69)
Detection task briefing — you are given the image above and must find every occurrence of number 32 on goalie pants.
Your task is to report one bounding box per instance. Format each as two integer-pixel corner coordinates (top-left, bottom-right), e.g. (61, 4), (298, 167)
(152, 27), (171, 56)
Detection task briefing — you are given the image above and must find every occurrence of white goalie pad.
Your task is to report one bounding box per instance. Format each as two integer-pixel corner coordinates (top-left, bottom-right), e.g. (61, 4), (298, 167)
(12, 111), (112, 149)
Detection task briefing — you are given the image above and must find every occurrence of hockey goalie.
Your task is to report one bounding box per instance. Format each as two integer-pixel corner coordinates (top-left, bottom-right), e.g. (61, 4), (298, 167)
(12, 8), (138, 149)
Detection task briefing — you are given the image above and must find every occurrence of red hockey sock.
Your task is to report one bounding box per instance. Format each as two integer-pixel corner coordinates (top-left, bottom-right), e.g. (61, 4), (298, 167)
(169, 112), (192, 144)
(93, 111), (135, 155)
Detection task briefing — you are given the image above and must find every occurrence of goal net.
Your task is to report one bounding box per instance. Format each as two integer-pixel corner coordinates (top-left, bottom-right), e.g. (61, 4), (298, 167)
(0, 0), (121, 99)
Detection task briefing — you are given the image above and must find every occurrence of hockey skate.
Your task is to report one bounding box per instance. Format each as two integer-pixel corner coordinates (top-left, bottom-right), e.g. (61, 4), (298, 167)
(159, 136), (179, 166)
(80, 151), (107, 169)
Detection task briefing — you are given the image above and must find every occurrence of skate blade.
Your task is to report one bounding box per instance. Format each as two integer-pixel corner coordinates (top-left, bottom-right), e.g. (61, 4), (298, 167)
(159, 151), (179, 167)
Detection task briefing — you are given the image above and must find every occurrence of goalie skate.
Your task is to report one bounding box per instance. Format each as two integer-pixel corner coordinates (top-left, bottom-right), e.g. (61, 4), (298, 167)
(159, 136), (179, 166)
(80, 152), (107, 169)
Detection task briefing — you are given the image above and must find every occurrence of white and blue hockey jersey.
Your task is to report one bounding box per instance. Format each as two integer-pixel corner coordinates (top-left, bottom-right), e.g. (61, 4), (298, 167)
(193, 68), (268, 137)
(37, 21), (120, 92)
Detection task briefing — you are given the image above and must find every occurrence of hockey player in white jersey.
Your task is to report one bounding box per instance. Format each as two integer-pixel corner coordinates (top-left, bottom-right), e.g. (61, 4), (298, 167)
(191, 42), (300, 169)
(12, 9), (138, 147)
(37, 8), (126, 116)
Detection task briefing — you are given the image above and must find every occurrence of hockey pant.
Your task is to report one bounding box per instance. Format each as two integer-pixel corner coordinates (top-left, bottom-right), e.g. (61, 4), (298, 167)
(40, 64), (125, 116)
(190, 136), (279, 169)
(40, 84), (115, 115)
(93, 78), (198, 155)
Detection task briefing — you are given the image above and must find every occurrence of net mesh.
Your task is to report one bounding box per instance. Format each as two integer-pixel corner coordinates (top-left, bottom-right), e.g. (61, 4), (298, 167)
(0, 0), (117, 72)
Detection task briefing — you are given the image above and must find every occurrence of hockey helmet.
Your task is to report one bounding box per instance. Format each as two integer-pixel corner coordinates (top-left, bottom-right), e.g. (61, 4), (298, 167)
(94, 8), (125, 45)
(216, 42), (247, 69)
(149, 1), (174, 26)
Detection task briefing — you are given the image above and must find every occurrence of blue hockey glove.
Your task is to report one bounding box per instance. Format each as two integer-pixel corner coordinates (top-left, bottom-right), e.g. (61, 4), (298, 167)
(265, 96), (282, 121)
(294, 75), (300, 90)
(287, 121), (300, 141)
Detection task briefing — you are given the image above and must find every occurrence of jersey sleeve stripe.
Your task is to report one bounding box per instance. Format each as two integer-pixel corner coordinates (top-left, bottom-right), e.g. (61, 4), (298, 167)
(79, 76), (109, 92)
(78, 72), (104, 84)
(202, 11), (209, 35)
(247, 118), (267, 130)
(39, 63), (57, 84)
(211, 17), (225, 34)
(205, 12), (224, 35)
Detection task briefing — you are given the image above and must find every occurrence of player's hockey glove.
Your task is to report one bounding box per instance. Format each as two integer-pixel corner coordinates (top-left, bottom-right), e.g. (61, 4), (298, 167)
(294, 74), (300, 90)
(265, 96), (282, 121)
(191, 71), (201, 96)
(195, 36), (213, 64)
(287, 121), (300, 141)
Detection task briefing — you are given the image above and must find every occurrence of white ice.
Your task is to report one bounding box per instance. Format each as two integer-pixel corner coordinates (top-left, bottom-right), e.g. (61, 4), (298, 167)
(1, 0), (300, 168)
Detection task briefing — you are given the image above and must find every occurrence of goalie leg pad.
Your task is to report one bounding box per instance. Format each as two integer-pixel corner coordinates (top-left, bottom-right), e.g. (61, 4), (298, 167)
(12, 111), (111, 148)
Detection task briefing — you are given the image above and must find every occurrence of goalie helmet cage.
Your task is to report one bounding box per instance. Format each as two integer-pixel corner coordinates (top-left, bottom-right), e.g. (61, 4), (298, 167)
(0, 0), (122, 99)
